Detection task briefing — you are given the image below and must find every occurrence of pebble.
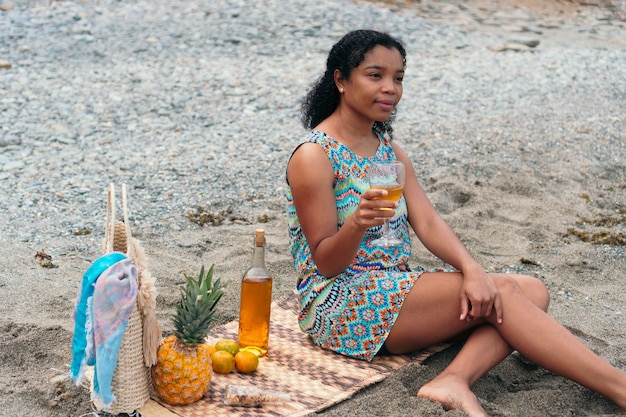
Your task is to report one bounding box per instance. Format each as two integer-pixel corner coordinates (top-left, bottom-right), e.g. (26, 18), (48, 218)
(506, 38), (540, 47)
(488, 42), (535, 52)
(0, 0), (624, 247)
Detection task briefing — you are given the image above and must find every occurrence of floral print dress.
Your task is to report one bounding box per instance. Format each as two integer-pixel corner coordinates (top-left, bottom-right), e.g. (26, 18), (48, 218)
(286, 131), (426, 361)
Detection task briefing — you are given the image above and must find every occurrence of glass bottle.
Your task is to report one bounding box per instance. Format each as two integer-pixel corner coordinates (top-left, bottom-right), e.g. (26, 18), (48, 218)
(224, 385), (290, 407)
(238, 229), (273, 349)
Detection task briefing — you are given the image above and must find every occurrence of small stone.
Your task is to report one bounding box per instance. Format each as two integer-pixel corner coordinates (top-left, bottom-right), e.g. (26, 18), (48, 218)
(0, 2), (15, 12)
(515, 25), (543, 35)
(538, 22), (562, 29)
(507, 38), (540, 48)
(2, 160), (25, 171)
(488, 43), (530, 52)
(0, 60), (12, 69)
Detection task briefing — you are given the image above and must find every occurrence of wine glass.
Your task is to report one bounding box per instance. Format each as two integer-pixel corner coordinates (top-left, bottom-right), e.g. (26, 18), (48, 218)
(368, 160), (406, 247)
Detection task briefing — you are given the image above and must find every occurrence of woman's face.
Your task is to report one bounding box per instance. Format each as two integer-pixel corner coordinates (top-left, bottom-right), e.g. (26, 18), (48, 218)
(338, 45), (405, 123)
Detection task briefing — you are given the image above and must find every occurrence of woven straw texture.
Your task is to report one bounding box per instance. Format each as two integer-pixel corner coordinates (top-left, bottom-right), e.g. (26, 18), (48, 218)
(147, 294), (448, 417)
(94, 184), (151, 414)
(93, 306), (151, 414)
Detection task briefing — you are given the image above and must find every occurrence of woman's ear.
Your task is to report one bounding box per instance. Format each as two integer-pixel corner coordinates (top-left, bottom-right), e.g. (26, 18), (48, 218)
(334, 69), (345, 94)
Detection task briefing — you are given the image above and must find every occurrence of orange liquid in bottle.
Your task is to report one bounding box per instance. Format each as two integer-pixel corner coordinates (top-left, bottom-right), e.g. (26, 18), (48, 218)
(238, 277), (272, 349)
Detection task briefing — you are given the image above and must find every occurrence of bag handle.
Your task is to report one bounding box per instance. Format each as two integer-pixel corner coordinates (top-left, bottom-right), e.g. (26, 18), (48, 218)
(103, 183), (134, 257)
(104, 184), (115, 254)
(104, 183), (162, 367)
(121, 183), (135, 261)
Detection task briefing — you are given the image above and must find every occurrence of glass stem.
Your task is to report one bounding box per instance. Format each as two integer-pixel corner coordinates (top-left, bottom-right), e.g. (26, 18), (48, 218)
(382, 219), (391, 238)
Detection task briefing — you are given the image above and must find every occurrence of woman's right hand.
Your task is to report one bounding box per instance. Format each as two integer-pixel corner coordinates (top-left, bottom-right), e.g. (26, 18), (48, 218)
(459, 265), (503, 324)
(351, 189), (398, 230)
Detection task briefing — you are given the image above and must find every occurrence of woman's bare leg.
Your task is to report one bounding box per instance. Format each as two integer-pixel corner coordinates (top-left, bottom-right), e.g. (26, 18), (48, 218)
(385, 272), (528, 416)
(385, 272), (626, 416)
(484, 275), (626, 409)
(417, 324), (512, 417)
(415, 274), (549, 416)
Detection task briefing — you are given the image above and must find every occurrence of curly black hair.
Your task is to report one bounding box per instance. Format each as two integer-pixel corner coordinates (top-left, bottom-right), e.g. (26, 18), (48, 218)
(300, 30), (406, 138)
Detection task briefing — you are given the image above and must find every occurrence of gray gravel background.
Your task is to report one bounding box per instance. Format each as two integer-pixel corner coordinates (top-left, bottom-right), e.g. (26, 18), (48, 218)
(0, 1), (625, 416)
(2, 0), (623, 244)
(1, 0), (624, 242)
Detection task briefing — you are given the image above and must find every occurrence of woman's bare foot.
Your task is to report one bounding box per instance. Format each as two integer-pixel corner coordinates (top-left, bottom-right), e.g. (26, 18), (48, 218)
(417, 374), (488, 417)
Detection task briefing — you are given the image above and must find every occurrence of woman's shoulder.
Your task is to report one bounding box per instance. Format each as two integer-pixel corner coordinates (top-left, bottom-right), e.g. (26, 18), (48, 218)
(287, 134), (334, 186)
(307, 130), (336, 145)
(296, 130), (343, 154)
(289, 132), (333, 166)
(291, 131), (331, 153)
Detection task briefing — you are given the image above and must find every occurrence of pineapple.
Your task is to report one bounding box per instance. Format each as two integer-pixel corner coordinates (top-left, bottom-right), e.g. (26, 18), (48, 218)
(151, 265), (225, 405)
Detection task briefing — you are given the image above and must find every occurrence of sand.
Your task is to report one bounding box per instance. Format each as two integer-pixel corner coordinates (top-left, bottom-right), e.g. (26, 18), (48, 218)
(0, 0), (624, 416)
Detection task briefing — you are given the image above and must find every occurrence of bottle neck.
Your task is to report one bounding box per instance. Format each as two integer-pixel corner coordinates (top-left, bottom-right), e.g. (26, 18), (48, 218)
(252, 245), (266, 269)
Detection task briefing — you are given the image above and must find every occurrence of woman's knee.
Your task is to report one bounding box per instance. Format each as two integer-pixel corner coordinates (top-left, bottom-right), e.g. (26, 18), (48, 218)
(495, 274), (550, 312)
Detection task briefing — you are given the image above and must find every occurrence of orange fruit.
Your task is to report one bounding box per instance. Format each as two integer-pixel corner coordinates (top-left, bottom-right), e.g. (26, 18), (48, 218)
(234, 350), (259, 373)
(211, 350), (235, 374)
(215, 339), (239, 356)
(206, 345), (217, 356)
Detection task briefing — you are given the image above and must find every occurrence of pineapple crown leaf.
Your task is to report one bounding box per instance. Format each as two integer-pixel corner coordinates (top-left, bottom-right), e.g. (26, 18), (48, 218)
(172, 264), (226, 348)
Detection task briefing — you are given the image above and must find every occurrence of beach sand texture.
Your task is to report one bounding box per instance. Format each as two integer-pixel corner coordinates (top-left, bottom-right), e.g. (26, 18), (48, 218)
(0, 0), (625, 416)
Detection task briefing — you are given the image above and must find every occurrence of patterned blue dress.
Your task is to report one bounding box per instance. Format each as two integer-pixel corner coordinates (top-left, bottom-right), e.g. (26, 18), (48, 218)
(286, 131), (426, 361)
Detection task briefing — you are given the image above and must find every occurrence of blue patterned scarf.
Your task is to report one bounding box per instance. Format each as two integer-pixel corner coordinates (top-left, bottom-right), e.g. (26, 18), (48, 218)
(70, 252), (138, 407)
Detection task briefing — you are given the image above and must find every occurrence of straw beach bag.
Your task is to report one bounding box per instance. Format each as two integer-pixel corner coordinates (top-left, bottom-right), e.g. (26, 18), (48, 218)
(92, 183), (161, 414)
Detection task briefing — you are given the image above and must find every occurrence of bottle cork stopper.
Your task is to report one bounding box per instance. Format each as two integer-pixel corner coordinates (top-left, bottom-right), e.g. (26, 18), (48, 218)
(255, 229), (265, 247)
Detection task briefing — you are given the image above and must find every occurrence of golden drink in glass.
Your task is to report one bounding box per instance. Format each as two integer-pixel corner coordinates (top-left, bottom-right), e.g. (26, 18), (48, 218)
(369, 161), (406, 247)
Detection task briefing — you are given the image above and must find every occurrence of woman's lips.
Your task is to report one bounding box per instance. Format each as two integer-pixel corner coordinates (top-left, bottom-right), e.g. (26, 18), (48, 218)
(377, 100), (395, 112)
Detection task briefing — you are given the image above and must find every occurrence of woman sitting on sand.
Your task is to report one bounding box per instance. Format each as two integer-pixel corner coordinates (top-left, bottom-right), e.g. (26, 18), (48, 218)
(285, 29), (626, 417)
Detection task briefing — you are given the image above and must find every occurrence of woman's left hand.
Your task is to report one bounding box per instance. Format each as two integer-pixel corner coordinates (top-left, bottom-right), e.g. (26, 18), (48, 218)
(459, 266), (503, 324)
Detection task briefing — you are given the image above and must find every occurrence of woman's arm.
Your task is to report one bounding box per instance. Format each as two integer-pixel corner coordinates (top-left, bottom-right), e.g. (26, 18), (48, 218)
(393, 143), (502, 322)
(287, 143), (394, 277)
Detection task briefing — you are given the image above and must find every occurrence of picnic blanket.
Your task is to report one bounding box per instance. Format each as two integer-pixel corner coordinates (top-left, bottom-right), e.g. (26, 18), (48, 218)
(142, 294), (449, 417)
